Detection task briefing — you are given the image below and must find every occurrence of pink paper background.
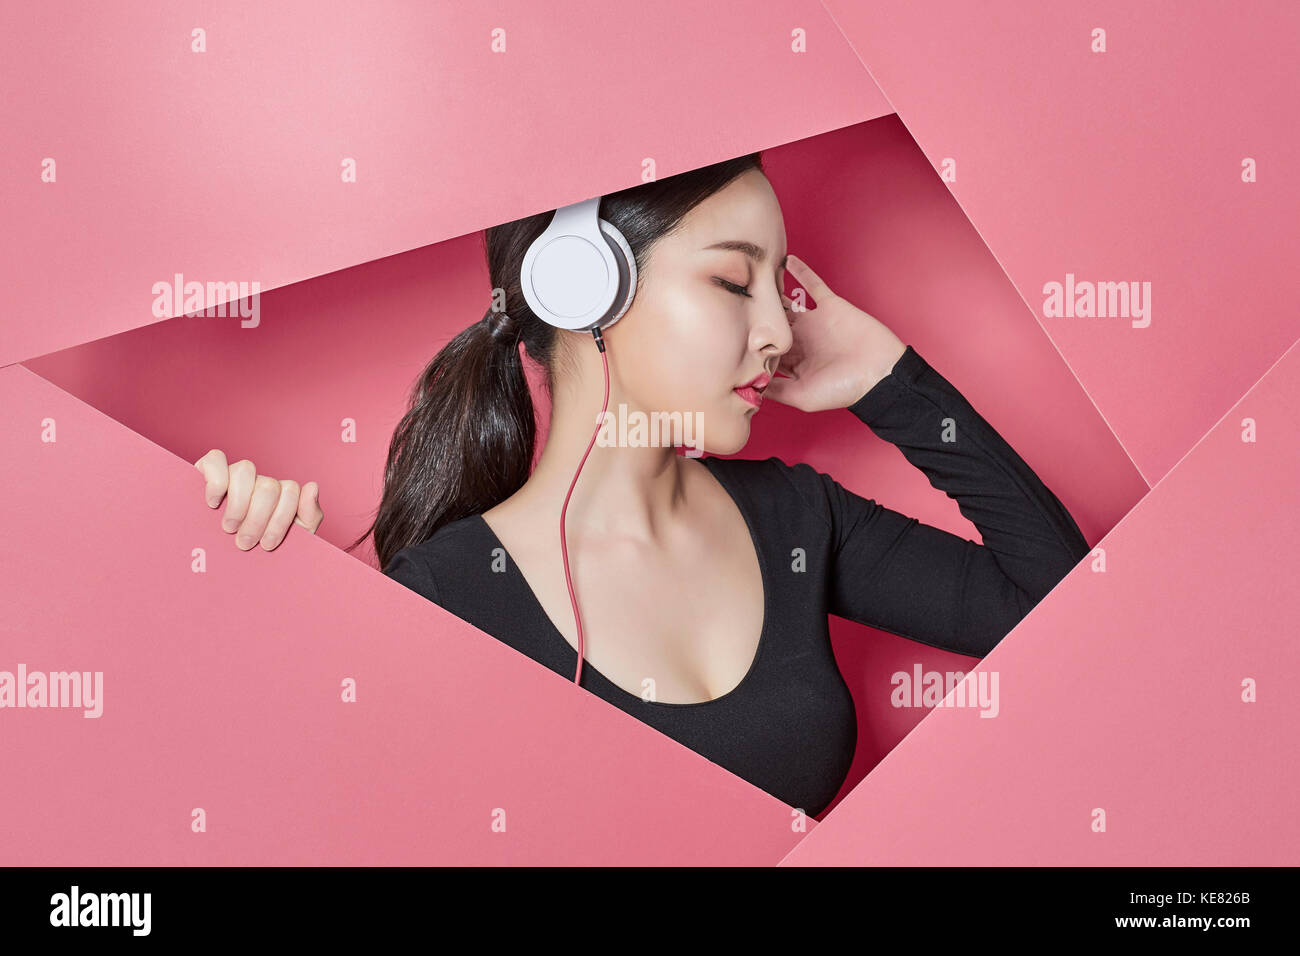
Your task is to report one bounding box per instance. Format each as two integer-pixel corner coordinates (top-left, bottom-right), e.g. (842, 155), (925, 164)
(3, 0), (1296, 865)
(783, 337), (1300, 865)
(825, 0), (1300, 486)
(0, 363), (809, 864)
(0, 0), (887, 367)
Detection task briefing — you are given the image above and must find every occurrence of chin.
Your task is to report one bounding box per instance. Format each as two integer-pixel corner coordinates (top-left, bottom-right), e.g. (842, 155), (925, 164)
(698, 417), (751, 456)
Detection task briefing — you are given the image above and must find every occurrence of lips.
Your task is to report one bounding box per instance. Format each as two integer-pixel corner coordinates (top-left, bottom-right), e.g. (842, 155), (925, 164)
(734, 371), (770, 408)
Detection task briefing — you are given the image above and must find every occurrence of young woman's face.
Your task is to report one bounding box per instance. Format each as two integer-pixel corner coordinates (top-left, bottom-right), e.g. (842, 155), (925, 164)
(611, 168), (792, 455)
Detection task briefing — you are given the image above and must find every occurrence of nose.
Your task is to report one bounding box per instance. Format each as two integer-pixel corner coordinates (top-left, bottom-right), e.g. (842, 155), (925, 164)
(750, 287), (793, 361)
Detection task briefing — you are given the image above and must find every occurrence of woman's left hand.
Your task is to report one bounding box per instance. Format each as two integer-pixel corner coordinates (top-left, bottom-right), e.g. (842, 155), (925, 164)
(763, 254), (907, 412)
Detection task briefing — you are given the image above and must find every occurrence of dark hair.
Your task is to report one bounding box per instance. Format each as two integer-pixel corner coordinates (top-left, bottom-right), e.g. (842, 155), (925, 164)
(349, 152), (765, 571)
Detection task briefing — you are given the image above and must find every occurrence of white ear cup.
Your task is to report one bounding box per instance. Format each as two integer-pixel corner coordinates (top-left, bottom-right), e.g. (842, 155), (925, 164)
(520, 197), (637, 332)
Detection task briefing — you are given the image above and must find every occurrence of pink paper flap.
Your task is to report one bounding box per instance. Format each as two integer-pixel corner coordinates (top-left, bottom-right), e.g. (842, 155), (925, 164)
(0, 0), (889, 367)
(824, 0), (1300, 484)
(783, 338), (1300, 865)
(0, 364), (810, 865)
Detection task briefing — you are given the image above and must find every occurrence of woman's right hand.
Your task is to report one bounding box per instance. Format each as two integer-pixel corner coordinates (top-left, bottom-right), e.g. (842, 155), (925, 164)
(766, 254), (907, 413)
(193, 449), (324, 551)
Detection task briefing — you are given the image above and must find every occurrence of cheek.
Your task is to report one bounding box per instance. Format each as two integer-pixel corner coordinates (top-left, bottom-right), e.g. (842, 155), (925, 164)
(621, 289), (744, 412)
(630, 346), (722, 417)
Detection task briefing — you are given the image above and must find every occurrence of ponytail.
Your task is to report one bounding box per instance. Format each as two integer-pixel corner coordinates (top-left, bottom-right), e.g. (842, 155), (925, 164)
(351, 309), (536, 571)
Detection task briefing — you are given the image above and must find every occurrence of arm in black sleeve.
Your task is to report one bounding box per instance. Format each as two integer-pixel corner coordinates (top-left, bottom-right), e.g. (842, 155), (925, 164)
(804, 344), (1090, 657)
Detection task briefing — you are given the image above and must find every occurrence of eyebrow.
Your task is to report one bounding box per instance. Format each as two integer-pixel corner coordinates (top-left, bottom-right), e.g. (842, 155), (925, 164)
(703, 240), (788, 270)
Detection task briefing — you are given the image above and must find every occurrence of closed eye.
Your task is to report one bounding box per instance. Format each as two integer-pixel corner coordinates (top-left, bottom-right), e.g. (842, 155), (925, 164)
(714, 277), (752, 299)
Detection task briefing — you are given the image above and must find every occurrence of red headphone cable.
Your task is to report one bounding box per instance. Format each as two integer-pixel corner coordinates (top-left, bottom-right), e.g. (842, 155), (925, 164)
(560, 326), (610, 684)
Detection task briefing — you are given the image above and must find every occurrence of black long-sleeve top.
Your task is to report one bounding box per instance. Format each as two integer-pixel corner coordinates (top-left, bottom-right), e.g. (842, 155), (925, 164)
(383, 345), (1091, 817)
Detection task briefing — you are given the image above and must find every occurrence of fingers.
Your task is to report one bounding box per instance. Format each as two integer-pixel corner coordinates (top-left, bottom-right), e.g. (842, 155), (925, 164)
(294, 481), (325, 534)
(232, 474), (284, 550)
(785, 254), (834, 306)
(253, 479), (300, 551)
(194, 449), (230, 508)
(781, 333), (808, 374)
(762, 372), (806, 408)
(205, 451), (320, 550)
(221, 459), (257, 535)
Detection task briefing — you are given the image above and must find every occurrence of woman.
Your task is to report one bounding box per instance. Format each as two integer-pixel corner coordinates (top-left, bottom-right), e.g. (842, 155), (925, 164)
(195, 153), (1090, 818)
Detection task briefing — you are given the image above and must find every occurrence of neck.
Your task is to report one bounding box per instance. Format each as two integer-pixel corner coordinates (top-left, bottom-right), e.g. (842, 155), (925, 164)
(525, 339), (694, 546)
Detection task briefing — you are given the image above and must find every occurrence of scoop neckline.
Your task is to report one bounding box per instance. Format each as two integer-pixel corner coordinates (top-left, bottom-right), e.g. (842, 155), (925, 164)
(474, 455), (771, 709)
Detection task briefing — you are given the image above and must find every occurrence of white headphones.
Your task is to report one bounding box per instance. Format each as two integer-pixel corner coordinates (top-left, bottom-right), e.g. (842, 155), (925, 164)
(519, 196), (638, 333)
